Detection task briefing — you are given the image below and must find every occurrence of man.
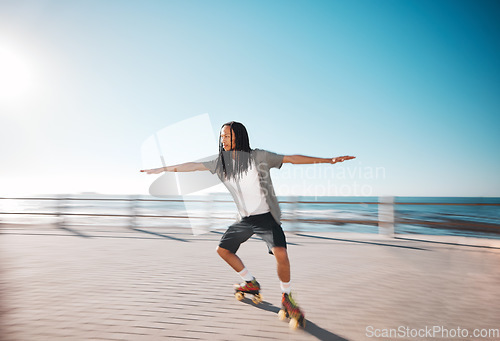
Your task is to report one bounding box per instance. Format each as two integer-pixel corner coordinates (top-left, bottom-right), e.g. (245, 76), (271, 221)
(141, 121), (355, 327)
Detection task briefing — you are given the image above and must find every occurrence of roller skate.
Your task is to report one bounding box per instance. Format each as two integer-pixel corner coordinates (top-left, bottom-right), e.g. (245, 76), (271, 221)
(278, 292), (306, 329)
(234, 279), (263, 304)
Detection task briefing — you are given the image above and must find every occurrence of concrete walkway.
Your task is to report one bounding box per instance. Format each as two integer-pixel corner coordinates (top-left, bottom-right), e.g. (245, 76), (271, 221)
(1, 224), (500, 341)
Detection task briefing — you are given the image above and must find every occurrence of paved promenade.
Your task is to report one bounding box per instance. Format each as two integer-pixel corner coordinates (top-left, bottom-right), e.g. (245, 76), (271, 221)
(1, 223), (500, 341)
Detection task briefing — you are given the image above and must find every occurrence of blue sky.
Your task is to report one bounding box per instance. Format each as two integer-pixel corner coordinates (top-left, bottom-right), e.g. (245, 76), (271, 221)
(0, 0), (499, 196)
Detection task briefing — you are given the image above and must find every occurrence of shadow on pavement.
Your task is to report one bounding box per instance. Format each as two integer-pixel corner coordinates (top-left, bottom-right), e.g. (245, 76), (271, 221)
(59, 226), (92, 238)
(132, 228), (190, 242)
(241, 299), (350, 341)
(296, 233), (428, 251)
(395, 236), (500, 250)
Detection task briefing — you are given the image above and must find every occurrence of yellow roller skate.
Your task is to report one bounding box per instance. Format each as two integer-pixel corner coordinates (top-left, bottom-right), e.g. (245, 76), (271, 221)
(278, 292), (306, 329)
(234, 279), (263, 304)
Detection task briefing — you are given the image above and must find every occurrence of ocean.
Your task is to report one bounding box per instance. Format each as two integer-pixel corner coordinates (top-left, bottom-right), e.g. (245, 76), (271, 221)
(1, 194), (499, 239)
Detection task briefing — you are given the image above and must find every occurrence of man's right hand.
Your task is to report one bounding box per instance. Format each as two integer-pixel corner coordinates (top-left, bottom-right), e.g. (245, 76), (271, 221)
(140, 167), (164, 174)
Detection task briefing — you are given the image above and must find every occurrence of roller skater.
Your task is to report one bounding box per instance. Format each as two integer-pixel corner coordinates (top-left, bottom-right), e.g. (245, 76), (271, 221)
(141, 121), (355, 330)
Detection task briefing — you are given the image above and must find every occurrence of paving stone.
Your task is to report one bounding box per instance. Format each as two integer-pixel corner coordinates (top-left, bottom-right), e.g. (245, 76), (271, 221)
(1, 226), (499, 340)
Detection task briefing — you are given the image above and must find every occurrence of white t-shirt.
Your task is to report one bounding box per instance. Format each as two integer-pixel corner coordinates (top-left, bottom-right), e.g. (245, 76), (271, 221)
(224, 160), (270, 217)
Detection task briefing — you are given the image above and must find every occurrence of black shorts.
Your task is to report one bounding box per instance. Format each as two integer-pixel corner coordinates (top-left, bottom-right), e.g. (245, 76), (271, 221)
(219, 212), (287, 255)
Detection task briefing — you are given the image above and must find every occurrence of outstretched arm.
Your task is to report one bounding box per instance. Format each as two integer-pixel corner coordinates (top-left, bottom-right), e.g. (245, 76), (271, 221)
(283, 155), (355, 165)
(140, 162), (209, 174)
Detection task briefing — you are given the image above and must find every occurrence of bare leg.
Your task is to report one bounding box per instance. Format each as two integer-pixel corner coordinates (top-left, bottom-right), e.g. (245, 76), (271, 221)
(217, 246), (245, 272)
(272, 247), (290, 282)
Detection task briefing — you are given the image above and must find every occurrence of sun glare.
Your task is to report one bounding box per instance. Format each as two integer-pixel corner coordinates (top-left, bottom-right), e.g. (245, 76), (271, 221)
(0, 45), (34, 103)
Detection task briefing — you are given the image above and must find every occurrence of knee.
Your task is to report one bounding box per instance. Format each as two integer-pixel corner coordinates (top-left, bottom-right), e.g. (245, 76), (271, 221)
(216, 246), (232, 258)
(273, 247), (289, 264)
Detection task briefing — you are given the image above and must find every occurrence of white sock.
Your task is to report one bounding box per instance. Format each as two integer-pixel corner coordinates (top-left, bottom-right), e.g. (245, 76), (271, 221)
(280, 280), (292, 294)
(238, 268), (254, 282)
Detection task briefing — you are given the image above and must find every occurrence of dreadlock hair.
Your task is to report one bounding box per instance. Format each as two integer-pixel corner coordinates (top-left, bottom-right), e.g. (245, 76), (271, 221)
(216, 121), (252, 181)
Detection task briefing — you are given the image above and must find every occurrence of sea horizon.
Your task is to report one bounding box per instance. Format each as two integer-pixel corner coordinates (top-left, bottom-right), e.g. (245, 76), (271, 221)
(1, 194), (499, 240)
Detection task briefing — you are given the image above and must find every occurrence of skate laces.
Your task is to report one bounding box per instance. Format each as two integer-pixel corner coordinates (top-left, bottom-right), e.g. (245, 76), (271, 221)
(249, 279), (259, 289)
(239, 279), (259, 290)
(283, 293), (298, 307)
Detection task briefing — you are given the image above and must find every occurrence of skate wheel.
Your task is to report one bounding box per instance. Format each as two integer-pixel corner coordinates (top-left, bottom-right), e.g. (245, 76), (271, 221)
(235, 292), (244, 301)
(278, 309), (287, 321)
(289, 318), (299, 330)
(252, 293), (263, 304)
